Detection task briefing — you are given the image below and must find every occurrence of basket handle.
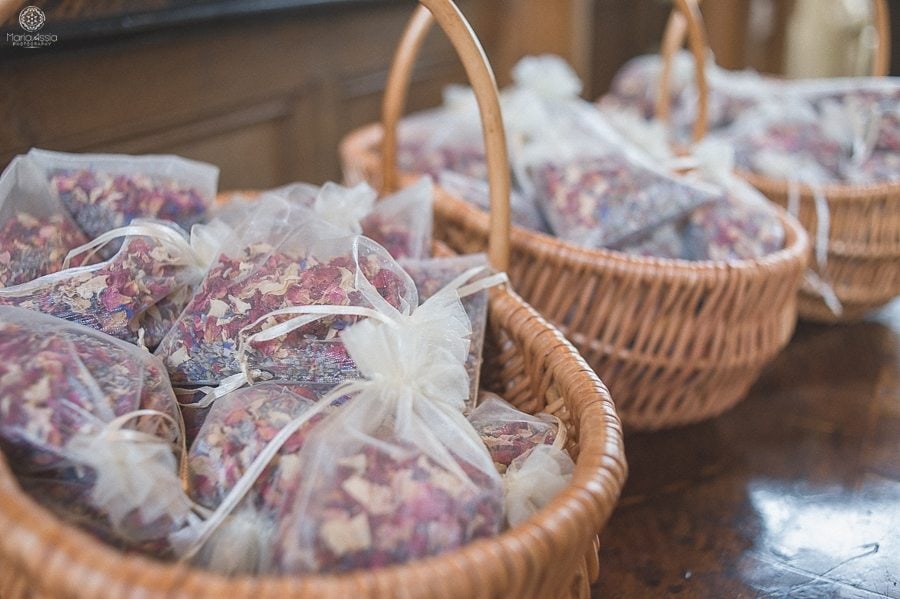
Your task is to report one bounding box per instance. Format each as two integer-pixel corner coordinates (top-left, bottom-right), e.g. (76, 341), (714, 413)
(872, 0), (891, 77)
(655, 0), (711, 144)
(380, 1), (511, 272)
(658, 0), (892, 114)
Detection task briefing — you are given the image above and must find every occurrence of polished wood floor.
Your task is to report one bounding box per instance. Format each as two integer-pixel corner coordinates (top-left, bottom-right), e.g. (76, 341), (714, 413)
(592, 298), (900, 598)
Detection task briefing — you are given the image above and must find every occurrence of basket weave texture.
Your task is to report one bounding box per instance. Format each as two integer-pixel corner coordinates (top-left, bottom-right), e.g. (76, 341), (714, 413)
(740, 173), (900, 322)
(662, 0), (898, 322)
(0, 279), (626, 599)
(341, 0), (809, 430)
(343, 143), (809, 429)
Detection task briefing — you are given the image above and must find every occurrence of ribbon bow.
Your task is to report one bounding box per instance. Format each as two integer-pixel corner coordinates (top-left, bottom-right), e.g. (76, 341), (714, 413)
(172, 266), (506, 565)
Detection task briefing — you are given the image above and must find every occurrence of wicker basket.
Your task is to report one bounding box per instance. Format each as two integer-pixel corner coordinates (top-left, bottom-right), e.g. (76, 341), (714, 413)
(740, 173), (900, 321)
(0, 1), (627, 597)
(659, 0), (899, 322)
(340, 0), (810, 430)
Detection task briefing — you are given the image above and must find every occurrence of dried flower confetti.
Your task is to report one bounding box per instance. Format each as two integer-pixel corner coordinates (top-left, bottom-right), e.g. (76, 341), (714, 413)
(397, 89), (487, 182)
(732, 119), (846, 183)
(273, 436), (503, 574)
(684, 187), (785, 261)
(140, 284), (194, 351)
(0, 155), (95, 287)
(51, 169), (208, 242)
(0, 220), (202, 344)
(0, 306), (189, 553)
(529, 154), (716, 249)
(437, 170), (548, 233)
(602, 51), (776, 142)
(468, 392), (561, 474)
(156, 232), (415, 387)
(618, 221), (688, 260)
(27, 149), (216, 249)
(188, 383), (329, 512)
(0, 212), (91, 287)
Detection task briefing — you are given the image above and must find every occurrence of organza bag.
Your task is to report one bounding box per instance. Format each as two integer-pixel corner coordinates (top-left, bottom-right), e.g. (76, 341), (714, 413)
(618, 222), (687, 259)
(246, 178), (433, 259)
(599, 113), (785, 262)
(180, 383), (332, 573)
(782, 78), (900, 184)
(724, 98), (880, 184)
(467, 392), (564, 473)
(672, 141), (786, 261)
(437, 170), (548, 232)
(683, 179), (785, 261)
(140, 218), (246, 351)
(28, 148), (217, 242)
(0, 219), (206, 344)
(0, 155), (91, 287)
(397, 85), (488, 180)
(172, 269), (504, 575)
(503, 444), (574, 527)
(507, 56), (719, 249)
(716, 110), (848, 311)
(601, 50), (781, 143)
(399, 253), (501, 410)
(155, 195), (418, 387)
(0, 306), (194, 553)
(467, 392), (573, 529)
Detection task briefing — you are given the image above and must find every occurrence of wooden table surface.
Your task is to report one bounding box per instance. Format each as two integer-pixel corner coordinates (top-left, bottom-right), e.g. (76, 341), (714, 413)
(592, 298), (900, 598)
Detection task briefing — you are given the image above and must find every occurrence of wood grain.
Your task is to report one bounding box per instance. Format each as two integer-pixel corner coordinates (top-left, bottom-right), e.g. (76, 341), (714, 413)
(0, 2), (491, 189)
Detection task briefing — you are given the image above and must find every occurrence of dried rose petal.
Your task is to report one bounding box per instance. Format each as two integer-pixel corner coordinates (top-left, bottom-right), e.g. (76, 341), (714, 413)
(51, 169), (209, 241)
(0, 229), (197, 343)
(732, 121), (846, 182)
(684, 192), (784, 261)
(157, 244), (409, 386)
(468, 393), (560, 474)
(532, 154), (714, 249)
(0, 212), (92, 287)
(0, 307), (181, 553)
(273, 438), (503, 574)
(187, 383), (329, 513)
(361, 214), (416, 260)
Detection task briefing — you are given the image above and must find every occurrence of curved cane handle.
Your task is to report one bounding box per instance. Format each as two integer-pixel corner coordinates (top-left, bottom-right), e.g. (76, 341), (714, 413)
(656, 0), (710, 144)
(872, 0), (891, 77)
(380, 1), (511, 271)
(660, 0), (891, 97)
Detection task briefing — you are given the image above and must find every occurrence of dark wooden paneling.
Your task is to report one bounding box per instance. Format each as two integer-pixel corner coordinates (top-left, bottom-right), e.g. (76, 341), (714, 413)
(0, 1), (495, 189)
(590, 0), (670, 98)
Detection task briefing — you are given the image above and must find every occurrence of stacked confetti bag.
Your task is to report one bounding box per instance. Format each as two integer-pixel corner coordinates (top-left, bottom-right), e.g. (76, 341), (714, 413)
(724, 79), (900, 186)
(599, 51), (899, 315)
(393, 55), (788, 262)
(0, 151), (219, 348)
(600, 50), (900, 188)
(0, 149), (575, 576)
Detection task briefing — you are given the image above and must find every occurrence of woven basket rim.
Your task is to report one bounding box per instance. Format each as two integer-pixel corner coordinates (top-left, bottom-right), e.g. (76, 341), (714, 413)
(0, 286), (626, 596)
(342, 122), (811, 281)
(739, 168), (900, 200)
